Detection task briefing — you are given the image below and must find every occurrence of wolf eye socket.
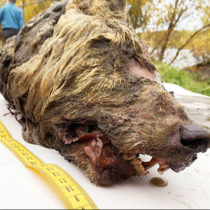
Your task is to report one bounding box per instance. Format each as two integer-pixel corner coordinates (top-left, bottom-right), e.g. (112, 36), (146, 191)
(90, 36), (111, 48)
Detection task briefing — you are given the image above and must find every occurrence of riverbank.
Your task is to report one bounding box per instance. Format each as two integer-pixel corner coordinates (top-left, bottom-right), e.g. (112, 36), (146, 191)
(156, 62), (210, 96)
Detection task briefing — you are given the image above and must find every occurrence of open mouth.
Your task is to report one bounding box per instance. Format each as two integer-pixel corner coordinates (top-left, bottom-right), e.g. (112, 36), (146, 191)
(58, 121), (210, 185)
(57, 123), (174, 177)
(56, 122), (210, 186)
(57, 122), (210, 183)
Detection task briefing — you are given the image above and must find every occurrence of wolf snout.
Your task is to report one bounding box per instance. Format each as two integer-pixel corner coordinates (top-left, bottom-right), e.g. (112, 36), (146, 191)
(179, 124), (210, 152)
(173, 124), (210, 153)
(169, 124), (210, 153)
(167, 124), (209, 172)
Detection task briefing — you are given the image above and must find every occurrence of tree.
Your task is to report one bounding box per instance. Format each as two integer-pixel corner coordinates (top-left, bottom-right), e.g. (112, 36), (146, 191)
(171, 23), (210, 63)
(128, 0), (151, 30)
(16, 0), (57, 22)
(142, 0), (209, 62)
(158, 0), (184, 61)
(0, 1), (7, 7)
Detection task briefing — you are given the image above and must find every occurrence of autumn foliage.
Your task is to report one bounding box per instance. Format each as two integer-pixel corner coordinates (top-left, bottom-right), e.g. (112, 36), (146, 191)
(0, 0), (209, 66)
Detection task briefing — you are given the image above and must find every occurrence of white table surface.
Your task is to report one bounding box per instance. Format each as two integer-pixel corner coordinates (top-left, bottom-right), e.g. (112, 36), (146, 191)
(0, 83), (210, 209)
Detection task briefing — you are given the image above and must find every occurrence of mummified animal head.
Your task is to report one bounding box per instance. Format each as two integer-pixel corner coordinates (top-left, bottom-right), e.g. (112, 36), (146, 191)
(1, 0), (209, 185)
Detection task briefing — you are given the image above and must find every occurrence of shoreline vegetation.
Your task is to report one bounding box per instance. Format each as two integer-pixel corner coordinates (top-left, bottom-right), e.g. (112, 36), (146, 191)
(156, 62), (210, 97)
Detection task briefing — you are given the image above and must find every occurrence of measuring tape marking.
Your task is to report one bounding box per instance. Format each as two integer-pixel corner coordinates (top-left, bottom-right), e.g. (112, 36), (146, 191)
(0, 120), (98, 209)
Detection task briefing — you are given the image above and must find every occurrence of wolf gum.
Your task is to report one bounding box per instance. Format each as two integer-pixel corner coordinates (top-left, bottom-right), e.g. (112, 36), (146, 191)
(0, 0), (209, 186)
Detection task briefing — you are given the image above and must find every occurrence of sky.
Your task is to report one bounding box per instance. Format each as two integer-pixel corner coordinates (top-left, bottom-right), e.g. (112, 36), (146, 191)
(142, 0), (207, 31)
(178, 17), (203, 31)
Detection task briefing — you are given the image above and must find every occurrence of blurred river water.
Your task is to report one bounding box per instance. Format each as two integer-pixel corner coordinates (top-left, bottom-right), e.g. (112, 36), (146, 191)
(152, 48), (198, 69)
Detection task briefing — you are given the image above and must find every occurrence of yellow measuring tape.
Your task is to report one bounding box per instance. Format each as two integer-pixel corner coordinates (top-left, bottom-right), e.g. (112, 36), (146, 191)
(0, 120), (98, 209)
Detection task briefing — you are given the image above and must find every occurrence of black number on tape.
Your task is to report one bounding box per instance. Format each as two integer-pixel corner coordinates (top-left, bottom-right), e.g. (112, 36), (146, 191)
(66, 186), (74, 192)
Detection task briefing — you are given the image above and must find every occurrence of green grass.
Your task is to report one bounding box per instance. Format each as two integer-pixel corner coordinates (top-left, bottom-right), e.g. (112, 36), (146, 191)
(155, 62), (210, 96)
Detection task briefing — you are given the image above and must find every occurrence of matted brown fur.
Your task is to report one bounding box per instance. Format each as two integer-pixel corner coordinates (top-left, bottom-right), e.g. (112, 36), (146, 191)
(0, 0), (209, 185)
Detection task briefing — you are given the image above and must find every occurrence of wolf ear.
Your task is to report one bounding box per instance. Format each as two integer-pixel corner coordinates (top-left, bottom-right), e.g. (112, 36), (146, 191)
(89, 0), (128, 13)
(108, 0), (126, 11)
(90, 0), (127, 17)
(68, 0), (127, 18)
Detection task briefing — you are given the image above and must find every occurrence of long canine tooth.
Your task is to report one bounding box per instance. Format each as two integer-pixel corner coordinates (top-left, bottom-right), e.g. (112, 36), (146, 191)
(122, 154), (148, 176)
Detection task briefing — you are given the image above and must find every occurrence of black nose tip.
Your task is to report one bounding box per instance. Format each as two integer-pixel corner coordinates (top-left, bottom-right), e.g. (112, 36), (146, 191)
(179, 124), (210, 152)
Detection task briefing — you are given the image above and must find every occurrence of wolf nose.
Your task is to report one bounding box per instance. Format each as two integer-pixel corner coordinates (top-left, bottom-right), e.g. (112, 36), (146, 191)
(179, 124), (210, 152)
